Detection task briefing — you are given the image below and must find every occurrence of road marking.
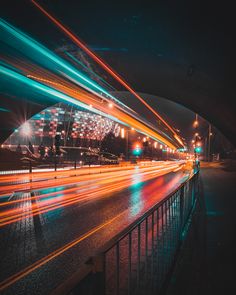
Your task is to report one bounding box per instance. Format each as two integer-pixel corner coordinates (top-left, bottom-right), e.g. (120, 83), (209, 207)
(0, 212), (123, 291)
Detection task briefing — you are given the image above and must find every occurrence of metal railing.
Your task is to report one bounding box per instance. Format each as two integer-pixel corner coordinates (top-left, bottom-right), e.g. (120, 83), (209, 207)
(87, 170), (199, 295)
(50, 170), (199, 295)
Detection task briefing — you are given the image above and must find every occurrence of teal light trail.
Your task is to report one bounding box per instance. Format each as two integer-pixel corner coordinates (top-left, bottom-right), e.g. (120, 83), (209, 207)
(0, 64), (127, 127)
(65, 51), (116, 91)
(0, 19), (125, 107)
(0, 18), (179, 148)
(0, 107), (10, 112)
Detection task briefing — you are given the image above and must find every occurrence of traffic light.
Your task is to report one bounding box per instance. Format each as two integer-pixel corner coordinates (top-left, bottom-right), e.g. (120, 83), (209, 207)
(132, 144), (142, 156)
(194, 146), (202, 154)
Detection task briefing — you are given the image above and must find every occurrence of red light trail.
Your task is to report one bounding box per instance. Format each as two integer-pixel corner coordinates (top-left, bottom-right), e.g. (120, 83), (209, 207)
(31, 0), (184, 147)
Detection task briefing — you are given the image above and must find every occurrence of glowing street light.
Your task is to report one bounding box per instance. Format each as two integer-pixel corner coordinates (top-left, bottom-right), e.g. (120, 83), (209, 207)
(193, 114), (199, 128)
(21, 122), (31, 137)
(121, 128), (125, 139)
(193, 120), (199, 128)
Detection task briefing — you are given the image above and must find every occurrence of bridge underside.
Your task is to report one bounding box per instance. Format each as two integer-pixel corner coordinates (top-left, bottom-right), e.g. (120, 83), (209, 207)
(109, 56), (236, 146)
(0, 82), (235, 146)
(1, 1), (235, 146)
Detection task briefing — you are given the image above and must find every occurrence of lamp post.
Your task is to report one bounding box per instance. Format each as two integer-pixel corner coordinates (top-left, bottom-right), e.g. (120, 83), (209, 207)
(207, 124), (212, 162)
(194, 133), (198, 161)
(193, 114), (199, 128)
(126, 130), (129, 161)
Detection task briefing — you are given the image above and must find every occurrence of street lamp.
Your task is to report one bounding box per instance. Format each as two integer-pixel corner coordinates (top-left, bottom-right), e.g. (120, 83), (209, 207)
(207, 124), (212, 162)
(193, 114), (199, 128)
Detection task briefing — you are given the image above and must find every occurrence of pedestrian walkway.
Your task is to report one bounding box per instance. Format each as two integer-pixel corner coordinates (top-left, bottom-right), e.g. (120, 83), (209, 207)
(166, 161), (236, 295)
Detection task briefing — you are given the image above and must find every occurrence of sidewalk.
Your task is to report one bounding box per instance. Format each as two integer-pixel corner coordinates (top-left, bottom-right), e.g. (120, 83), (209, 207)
(166, 161), (236, 295)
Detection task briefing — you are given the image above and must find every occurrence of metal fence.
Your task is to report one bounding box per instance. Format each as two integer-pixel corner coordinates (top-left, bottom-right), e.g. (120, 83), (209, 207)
(88, 171), (199, 295)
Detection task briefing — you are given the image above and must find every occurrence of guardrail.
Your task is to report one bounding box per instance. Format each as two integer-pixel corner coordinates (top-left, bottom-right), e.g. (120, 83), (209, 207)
(52, 170), (199, 295)
(0, 158), (123, 175)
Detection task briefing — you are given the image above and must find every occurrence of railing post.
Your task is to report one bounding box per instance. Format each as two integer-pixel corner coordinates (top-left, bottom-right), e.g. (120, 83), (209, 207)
(179, 186), (185, 235)
(29, 160), (32, 173)
(90, 254), (106, 295)
(54, 158), (57, 172)
(116, 242), (120, 295)
(137, 224), (141, 288)
(128, 233), (132, 295)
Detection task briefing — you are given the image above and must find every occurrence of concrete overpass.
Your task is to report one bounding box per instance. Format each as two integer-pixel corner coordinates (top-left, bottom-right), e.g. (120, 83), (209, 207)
(0, 0), (235, 146)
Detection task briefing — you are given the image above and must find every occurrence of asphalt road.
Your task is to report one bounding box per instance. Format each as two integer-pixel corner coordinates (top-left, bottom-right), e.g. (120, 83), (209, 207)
(0, 161), (190, 294)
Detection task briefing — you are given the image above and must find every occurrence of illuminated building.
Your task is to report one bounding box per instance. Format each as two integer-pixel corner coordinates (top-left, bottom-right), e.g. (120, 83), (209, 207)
(4, 103), (121, 148)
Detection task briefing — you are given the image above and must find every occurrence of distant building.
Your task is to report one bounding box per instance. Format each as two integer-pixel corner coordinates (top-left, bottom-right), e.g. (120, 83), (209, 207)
(3, 103), (121, 148)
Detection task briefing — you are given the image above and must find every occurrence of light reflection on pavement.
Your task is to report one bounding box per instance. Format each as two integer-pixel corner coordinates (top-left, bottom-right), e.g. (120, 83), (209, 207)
(0, 161), (190, 294)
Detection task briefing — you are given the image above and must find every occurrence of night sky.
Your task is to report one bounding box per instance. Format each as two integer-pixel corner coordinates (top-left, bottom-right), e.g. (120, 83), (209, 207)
(1, 0), (235, 145)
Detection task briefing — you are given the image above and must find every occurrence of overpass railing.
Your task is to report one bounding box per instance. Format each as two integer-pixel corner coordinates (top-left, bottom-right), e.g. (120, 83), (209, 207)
(54, 170), (199, 295)
(94, 171), (199, 295)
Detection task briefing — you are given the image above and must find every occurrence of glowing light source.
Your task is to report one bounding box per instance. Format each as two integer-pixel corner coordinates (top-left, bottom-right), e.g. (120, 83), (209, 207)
(132, 143), (142, 156)
(193, 120), (199, 127)
(194, 146), (202, 153)
(21, 122), (31, 137)
(121, 128), (125, 139)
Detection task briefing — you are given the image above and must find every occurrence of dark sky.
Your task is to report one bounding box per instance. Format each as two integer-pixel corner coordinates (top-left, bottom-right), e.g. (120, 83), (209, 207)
(1, 0), (236, 145)
(1, 0), (234, 79)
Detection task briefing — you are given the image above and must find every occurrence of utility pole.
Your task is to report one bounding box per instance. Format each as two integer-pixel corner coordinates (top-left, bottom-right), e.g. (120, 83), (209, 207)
(204, 137), (207, 161)
(126, 130), (129, 161)
(208, 124), (212, 162)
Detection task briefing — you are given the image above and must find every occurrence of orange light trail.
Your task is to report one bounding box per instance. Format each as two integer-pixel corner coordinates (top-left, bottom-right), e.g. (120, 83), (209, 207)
(4, 56), (178, 148)
(0, 162), (188, 291)
(26, 73), (177, 149)
(0, 212), (124, 292)
(0, 163), (182, 227)
(31, 0), (184, 147)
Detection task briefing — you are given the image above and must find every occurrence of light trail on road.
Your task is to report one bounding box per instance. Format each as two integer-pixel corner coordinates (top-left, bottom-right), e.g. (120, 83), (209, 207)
(0, 162), (190, 294)
(0, 163), (181, 227)
(0, 162), (178, 195)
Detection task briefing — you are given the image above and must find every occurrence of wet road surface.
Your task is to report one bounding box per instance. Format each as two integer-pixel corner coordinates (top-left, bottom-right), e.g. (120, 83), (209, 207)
(0, 161), (190, 294)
